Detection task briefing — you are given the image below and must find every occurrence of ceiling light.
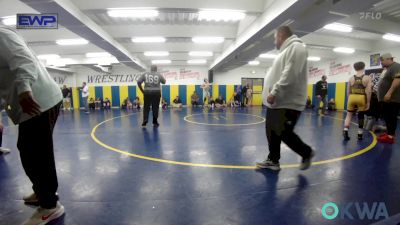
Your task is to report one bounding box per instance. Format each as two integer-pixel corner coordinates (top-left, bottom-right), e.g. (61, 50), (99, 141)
(189, 51), (213, 57)
(248, 61), (260, 66)
(152, 60), (171, 64)
(382, 33), (400, 42)
(37, 54), (60, 59)
(333, 47), (355, 54)
(307, 56), (321, 61)
(192, 37), (224, 44)
(198, 10), (246, 22)
(86, 52), (111, 58)
(2, 15), (16, 26)
(107, 9), (159, 18)
(144, 51), (169, 57)
(259, 53), (278, 59)
(323, 23), (353, 32)
(56, 39), (89, 45)
(188, 59), (207, 64)
(131, 37), (166, 43)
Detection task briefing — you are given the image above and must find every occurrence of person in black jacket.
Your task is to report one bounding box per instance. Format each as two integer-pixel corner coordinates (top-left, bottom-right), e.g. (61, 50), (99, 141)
(315, 75), (328, 115)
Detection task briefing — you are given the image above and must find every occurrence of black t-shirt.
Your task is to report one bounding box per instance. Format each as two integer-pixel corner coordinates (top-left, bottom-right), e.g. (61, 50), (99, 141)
(316, 81), (328, 96)
(378, 62), (400, 103)
(242, 86), (248, 96)
(62, 88), (71, 98)
(215, 98), (225, 104)
(173, 99), (182, 104)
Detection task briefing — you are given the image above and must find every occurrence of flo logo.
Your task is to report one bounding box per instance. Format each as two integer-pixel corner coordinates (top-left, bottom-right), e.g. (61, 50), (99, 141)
(322, 202), (389, 221)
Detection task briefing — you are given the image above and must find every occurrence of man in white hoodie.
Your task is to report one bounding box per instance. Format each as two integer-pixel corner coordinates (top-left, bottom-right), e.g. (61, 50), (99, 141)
(257, 26), (314, 171)
(0, 26), (64, 224)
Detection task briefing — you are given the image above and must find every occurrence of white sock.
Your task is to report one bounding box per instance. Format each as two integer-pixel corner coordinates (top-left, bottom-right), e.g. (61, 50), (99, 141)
(358, 129), (363, 134)
(344, 127), (349, 131)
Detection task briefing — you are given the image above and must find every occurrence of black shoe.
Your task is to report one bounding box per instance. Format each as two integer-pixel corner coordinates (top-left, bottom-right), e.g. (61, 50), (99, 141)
(357, 133), (363, 140)
(343, 130), (350, 141)
(153, 122), (159, 128)
(141, 122), (147, 127)
(300, 150), (315, 170)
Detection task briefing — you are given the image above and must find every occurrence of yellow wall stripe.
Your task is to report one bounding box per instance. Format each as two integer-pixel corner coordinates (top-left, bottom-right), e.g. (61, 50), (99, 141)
(226, 85), (234, 103)
(335, 82), (346, 110)
(89, 86), (96, 100)
(170, 85), (179, 104)
(212, 84), (219, 99)
(72, 87), (79, 109)
(103, 86), (112, 103)
(136, 85), (144, 104)
(307, 84), (313, 102)
(120, 86), (129, 105)
(186, 85), (195, 106)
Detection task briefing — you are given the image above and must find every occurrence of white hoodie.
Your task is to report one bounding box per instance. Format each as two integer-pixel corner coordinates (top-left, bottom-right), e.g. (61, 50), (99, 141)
(262, 35), (308, 111)
(0, 26), (62, 124)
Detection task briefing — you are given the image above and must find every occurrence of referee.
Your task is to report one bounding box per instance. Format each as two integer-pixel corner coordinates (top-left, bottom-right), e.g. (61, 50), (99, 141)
(137, 65), (166, 127)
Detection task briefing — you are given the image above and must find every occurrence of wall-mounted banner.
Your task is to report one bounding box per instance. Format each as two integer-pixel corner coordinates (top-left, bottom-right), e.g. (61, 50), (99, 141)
(308, 66), (326, 78)
(86, 74), (141, 84)
(160, 68), (205, 81)
(329, 62), (352, 76)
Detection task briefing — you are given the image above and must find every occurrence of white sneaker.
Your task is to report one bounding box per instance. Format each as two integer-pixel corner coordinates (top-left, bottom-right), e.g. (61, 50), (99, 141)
(0, 147), (10, 154)
(256, 159), (281, 171)
(23, 193), (39, 205)
(21, 202), (64, 225)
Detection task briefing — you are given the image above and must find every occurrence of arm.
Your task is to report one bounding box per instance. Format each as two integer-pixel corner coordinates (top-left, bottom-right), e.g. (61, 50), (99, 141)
(270, 47), (299, 97)
(0, 28), (41, 115)
(137, 74), (145, 94)
(160, 75), (166, 84)
(365, 77), (372, 109)
(384, 77), (400, 102)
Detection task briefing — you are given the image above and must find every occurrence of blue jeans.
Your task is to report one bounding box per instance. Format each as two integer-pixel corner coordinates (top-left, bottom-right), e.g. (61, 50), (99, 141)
(316, 95), (327, 113)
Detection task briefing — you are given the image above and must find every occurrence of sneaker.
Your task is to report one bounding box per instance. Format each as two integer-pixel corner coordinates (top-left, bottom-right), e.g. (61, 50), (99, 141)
(153, 122), (159, 128)
(357, 133), (363, 140)
(343, 130), (350, 141)
(23, 193), (39, 206)
(299, 150), (315, 170)
(21, 202), (64, 225)
(0, 147), (10, 154)
(141, 122), (147, 127)
(378, 135), (394, 144)
(256, 159), (281, 171)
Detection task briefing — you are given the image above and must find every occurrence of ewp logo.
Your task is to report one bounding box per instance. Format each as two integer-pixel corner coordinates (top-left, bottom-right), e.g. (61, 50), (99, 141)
(322, 202), (389, 221)
(17, 14), (58, 29)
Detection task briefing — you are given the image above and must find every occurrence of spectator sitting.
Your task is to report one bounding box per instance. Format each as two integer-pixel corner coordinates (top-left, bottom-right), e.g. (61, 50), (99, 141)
(172, 96), (183, 108)
(229, 92), (240, 107)
(133, 97), (141, 110)
(209, 98), (216, 109)
(161, 98), (168, 110)
(306, 96), (314, 109)
(121, 98), (132, 110)
(95, 98), (103, 109)
(215, 95), (226, 108)
(127, 98), (133, 110)
(88, 98), (96, 110)
(191, 91), (200, 108)
(103, 98), (111, 110)
(328, 98), (337, 111)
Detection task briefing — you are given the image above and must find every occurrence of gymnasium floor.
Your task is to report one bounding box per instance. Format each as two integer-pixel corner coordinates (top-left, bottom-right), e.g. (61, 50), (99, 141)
(0, 107), (399, 225)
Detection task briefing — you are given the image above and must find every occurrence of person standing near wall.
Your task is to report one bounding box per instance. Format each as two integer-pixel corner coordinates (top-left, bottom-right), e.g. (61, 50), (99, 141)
(257, 26), (314, 171)
(0, 25), (64, 225)
(81, 82), (89, 114)
(315, 75), (328, 115)
(137, 65), (166, 127)
(61, 85), (72, 111)
(377, 53), (400, 144)
(201, 79), (211, 105)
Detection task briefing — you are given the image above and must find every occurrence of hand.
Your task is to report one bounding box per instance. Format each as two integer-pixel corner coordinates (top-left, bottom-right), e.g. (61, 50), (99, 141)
(267, 94), (276, 104)
(384, 93), (391, 102)
(18, 91), (41, 116)
(364, 103), (370, 111)
(317, 95), (321, 100)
